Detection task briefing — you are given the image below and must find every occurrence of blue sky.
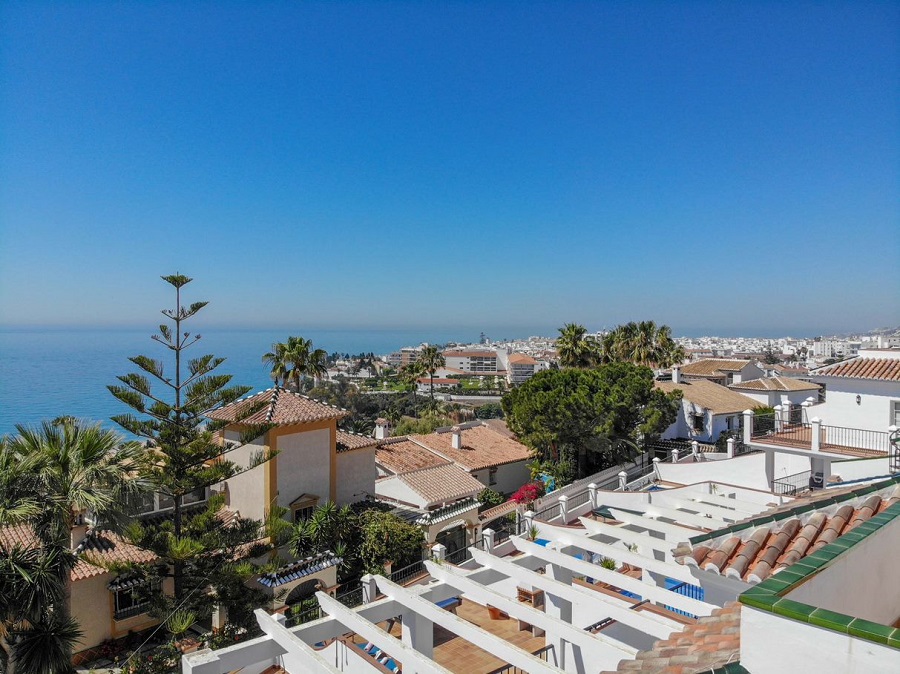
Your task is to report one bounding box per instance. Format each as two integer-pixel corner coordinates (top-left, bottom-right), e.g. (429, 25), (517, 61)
(1, 1), (897, 337)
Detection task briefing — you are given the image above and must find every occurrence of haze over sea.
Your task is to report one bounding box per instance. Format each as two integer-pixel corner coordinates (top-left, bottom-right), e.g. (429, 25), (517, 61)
(0, 323), (843, 436)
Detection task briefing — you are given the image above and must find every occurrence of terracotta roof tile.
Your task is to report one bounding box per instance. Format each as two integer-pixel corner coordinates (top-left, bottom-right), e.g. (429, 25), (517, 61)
(0, 525), (157, 582)
(206, 387), (347, 426)
(376, 438), (449, 474)
(336, 430), (377, 453)
(681, 359), (756, 377)
(395, 463), (484, 505)
(811, 356), (900, 382)
(728, 376), (819, 392)
(74, 530), (158, 580)
(606, 602), (742, 674)
(442, 350), (497, 358)
(508, 353), (537, 365)
(679, 483), (900, 583)
(412, 424), (533, 471)
(655, 379), (758, 415)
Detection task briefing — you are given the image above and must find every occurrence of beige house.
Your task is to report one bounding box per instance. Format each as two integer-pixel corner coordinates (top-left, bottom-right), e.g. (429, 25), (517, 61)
(207, 387), (377, 523)
(1, 518), (161, 660)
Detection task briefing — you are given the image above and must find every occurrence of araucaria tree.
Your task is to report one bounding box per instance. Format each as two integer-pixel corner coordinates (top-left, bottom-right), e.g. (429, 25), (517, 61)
(502, 363), (682, 478)
(108, 274), (276, 626)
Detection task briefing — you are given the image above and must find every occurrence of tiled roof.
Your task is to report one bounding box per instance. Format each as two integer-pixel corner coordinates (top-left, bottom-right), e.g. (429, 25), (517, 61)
(396, 463), (484, 505)
(416, 378), (460, 385)
(443, 350), (497, 358)
(811, 356), (900, 382)
(411, 424), (533, 471)
(676, 482), (900, 584)
(74, 530), (158, 580)
(257, 551), (340, 588)
(681, 359), (755, 377)
(336, 430), (377, 453)
(728, 376), (819, 392)
(608, 602), (743, 674)
(206, 387), (347, 425)
(0, 524), (156, 582)
(508, 353), (537, 365)
(655, 379), (758, 415)
(376, 438), (449, 474)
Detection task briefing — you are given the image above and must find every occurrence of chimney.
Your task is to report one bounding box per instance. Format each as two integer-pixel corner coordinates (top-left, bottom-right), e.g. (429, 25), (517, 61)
(374, 418), (391, 440)
(672, 366), (682, 384)
(451, 426), (462, 450)
(69, 511), (89, 549)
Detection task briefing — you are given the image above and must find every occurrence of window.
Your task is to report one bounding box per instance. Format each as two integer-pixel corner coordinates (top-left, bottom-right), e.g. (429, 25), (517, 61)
(489, 467), (498, 486)
(692, 414), (705, 432)
(892, 401), (900, 427)
(290, 494), (319, 523)
(726, 416), (733, 431)
(112, 580), (157, 620)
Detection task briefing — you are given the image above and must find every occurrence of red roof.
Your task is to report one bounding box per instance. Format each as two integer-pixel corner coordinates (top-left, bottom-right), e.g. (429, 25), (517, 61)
(812, 356), (900, 382)
(677, 484), (900, 584)
(207, 387), (347, 425)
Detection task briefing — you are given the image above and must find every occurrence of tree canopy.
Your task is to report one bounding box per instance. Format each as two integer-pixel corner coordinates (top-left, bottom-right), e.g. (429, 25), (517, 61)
(502, 363), (682, 478)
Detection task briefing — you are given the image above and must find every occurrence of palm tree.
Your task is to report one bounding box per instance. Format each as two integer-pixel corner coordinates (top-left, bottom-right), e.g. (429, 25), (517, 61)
(556, 323), (600, 368)
(0, 544), (82, 674)
(604, 321), (684, 369)
(262, 341), (291, 386)
(1, 419), (141, 670)
(415, 346), (445, 402)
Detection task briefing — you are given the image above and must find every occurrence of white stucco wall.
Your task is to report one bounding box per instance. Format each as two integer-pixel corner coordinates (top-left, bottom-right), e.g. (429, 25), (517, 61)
(335, 448), (377, 505)
(737, 389), (819, 408)
(478, 461), (530, 496)
(221, 431), (268, 522)
(657, 452), (811, 493)
(786, 519), (900, 625)
(741, 605), (898, 674)
(807, 377), (900, 432)
(276, 427), (332, 509)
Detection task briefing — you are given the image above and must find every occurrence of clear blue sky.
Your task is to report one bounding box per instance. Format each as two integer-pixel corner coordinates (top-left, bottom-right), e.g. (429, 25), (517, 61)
(1, 1), (897, 337)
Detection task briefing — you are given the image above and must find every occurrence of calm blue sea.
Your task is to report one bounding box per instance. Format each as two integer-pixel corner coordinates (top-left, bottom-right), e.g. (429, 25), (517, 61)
(0, 328), (476, 437)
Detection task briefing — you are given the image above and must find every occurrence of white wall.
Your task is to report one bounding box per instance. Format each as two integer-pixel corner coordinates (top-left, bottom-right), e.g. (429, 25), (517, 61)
(335, 448), (377, 505)
(830, 456), (893, 483)
(657, 452), (810, 493)
(222, 431), (268, 522)
(741, 606), (898, 674)
(808, 377), (900, 433)
(276, 428), (332, 509)
(732, 363), (764, 383)
(491, 461), (531, 496)
(786, 519), (900, 625)
(738, 389), (819, 408)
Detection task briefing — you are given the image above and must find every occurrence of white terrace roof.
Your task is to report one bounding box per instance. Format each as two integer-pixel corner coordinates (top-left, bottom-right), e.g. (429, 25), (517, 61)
(185, 490), (775, 674)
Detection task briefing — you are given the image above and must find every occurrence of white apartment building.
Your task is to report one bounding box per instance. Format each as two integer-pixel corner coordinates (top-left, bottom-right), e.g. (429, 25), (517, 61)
(442, 349), (501, 374)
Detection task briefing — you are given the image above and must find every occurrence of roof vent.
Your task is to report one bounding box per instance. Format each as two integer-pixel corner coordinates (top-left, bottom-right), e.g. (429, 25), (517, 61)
(451, 426), (462, 450)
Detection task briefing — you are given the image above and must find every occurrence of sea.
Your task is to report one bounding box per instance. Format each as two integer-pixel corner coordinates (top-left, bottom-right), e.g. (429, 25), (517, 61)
(0, 327), (483, 437)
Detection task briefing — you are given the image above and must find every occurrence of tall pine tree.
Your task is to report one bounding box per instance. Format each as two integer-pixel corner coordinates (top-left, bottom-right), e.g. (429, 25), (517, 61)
(108, 274), (280, 630)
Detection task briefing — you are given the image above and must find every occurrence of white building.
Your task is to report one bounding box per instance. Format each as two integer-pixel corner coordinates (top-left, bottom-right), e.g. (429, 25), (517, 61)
(655, 367), (759, 443)
(728, 376), (821, 409)
(680, 359), (764, 386)
(807, 348), (900, 433)
(442, 349), (501, 374)
(183, 461), (900, 674)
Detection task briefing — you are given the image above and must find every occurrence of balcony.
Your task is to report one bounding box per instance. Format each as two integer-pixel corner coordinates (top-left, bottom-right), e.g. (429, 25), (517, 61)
(749, 414), (891, 458)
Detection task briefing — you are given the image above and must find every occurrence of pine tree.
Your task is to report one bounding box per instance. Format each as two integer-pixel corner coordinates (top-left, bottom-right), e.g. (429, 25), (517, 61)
(108, 274), (279, 628)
